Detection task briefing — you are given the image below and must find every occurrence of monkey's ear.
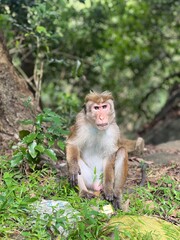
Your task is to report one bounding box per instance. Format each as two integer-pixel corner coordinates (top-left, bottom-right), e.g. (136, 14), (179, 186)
(90, 89), (95, 93)
(83, 104), (87, 114)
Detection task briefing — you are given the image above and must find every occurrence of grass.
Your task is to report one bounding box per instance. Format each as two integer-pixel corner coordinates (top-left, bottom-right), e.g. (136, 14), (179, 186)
(126, 177), (179, 219)
(0, 156), (179, 239)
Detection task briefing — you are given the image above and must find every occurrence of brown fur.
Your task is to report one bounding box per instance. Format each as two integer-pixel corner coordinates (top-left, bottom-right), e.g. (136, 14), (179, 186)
(66, 91), (143, 209)
(85, 91), (113, 104)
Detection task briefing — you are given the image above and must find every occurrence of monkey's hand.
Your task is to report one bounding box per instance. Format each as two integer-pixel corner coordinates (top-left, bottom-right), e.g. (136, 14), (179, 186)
(68, 165), (81, 188)
(80, 190), (96, 199)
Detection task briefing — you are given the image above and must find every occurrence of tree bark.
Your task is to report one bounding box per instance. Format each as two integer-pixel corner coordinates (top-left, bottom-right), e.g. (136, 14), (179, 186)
(140, 82), (180, 144)
(0, 35), (37, 148)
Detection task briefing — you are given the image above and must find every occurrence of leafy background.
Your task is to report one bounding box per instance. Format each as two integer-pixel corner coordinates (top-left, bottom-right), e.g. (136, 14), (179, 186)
(0, 1), (180, 239)
(0, 0), (179, 135)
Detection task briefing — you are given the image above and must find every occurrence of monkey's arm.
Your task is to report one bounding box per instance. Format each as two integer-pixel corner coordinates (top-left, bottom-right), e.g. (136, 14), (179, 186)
(66, 143), (81, 187)
(119, 137), (144, 155)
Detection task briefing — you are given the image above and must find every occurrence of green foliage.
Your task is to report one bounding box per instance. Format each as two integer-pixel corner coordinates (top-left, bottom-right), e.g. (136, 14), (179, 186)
(0, 157), (111, 239)
(0, 160), (65, 239)
(126, 177), (180, 218)
(11, 108), (68, 168)
(0, 154), (179, 239)
(68, 201), (111, 239)
(0, 0), (179, 131)
(41, 85), (81, 126)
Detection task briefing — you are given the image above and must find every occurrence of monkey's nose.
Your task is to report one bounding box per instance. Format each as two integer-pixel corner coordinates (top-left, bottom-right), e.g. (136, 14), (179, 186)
(99, 115), (104, 120)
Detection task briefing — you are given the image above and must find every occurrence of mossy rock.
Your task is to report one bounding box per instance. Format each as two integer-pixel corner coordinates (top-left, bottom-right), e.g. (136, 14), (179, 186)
(108, 215), (179, 240)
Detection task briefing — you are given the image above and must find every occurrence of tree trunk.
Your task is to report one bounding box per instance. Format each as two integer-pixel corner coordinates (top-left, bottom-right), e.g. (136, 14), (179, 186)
(0, 35), (37, 148)
(140, 82), (180, 144)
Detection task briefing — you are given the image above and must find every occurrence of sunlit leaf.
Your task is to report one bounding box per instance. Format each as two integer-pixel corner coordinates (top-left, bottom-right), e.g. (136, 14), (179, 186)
(36, 25), (47, 34)
(35, 144), (45, 153)
(23, 133), (38, 144)
(28, 141), (38, 158)
(57, 140), (65, 150)
(44, 149), (57, 161)
(36, 114), (44, 125)
(11, 152), (24, 167)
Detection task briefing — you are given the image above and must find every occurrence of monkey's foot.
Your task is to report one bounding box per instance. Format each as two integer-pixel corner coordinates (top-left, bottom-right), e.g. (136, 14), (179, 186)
(80, 190), (96, 199)
(101, 191), (122, 210)
(112, 197), (121, 210)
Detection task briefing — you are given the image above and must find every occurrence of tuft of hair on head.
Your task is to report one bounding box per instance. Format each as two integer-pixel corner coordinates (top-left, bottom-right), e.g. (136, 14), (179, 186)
(85, 90), (113, 104)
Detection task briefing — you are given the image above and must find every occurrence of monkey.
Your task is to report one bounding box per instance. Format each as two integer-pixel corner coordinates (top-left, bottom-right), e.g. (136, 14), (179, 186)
(66, 91), (144, 209)
(119, 137), (144, 155)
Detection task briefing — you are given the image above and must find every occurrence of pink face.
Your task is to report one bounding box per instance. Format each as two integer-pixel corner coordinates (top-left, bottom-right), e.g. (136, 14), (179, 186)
(91, 103), (111, 130)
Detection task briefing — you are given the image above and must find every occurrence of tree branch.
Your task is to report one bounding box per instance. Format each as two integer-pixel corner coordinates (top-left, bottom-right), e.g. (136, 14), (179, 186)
(139, 72), (180, 107)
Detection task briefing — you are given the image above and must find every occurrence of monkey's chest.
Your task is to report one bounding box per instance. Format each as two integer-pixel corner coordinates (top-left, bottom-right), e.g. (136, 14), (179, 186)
(81, 142), (113, 172)
(79, 130), (118, 175)
(82, 148), (104, 170)
(80, 143), (116, 191)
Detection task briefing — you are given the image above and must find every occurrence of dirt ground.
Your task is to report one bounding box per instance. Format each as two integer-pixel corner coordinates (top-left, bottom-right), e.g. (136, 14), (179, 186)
(126, 140), (180, 225)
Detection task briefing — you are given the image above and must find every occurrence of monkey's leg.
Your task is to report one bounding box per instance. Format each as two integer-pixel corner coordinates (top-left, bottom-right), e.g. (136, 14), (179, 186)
(120, 138), (144, 155)
(113, 147), (128, 210)
(78, 160), (96, 199)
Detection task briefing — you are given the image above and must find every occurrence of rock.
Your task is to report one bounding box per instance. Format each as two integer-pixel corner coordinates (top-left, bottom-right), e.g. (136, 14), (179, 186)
(31, 199), (81, 238)
(108, 215), (180, 239)
(144, 152), (179, 165)
(144, 140), (180, 165)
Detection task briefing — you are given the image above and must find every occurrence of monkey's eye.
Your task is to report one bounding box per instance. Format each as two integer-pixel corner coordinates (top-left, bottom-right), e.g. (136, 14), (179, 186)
(102, 105), (107, 109)
(94, 106), (99, 110)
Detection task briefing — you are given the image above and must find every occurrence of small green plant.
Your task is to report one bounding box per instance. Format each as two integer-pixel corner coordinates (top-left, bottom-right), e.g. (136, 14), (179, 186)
(126, 176), (180, 220)
(11, 108), (68, 169)
(68, 200), (111, 240)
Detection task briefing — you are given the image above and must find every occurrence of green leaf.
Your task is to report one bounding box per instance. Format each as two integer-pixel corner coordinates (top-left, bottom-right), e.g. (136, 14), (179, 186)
(48, 140), (54, 147)
(19, 146), (27, 154)
(57, 141), (65, 150)
(23, 133), (38, 144)
(36, 25), (47, 34)
(25, 152), (35, 163)
(36, 114), (44, 125)
(11, 152), (24, 167)
(3, 172), (15, 187)
(21, 232), (32, 237)
(19, 130), (30, 140)
(28, 141), (38, 158)
(44, 149), (57, 161)
(58, 129), (69, 135)
(35, 144), (45, 153)
(19, 119), (34, 125)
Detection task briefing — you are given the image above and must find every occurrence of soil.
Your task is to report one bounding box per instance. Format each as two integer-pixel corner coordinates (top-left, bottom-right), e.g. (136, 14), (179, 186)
(126, 140), (180, 226)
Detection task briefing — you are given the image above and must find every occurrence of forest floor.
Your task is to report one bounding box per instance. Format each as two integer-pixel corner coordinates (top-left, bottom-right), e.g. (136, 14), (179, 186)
(0, 140), (179, 239)
(126, 140), (180, 226)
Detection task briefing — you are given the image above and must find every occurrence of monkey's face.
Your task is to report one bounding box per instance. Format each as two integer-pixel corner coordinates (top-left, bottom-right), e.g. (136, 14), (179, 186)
(86, 100), (115, 130)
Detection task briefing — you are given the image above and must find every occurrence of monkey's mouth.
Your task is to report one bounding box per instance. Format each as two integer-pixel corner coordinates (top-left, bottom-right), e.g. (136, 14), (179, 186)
(96, 123), (108, 129)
